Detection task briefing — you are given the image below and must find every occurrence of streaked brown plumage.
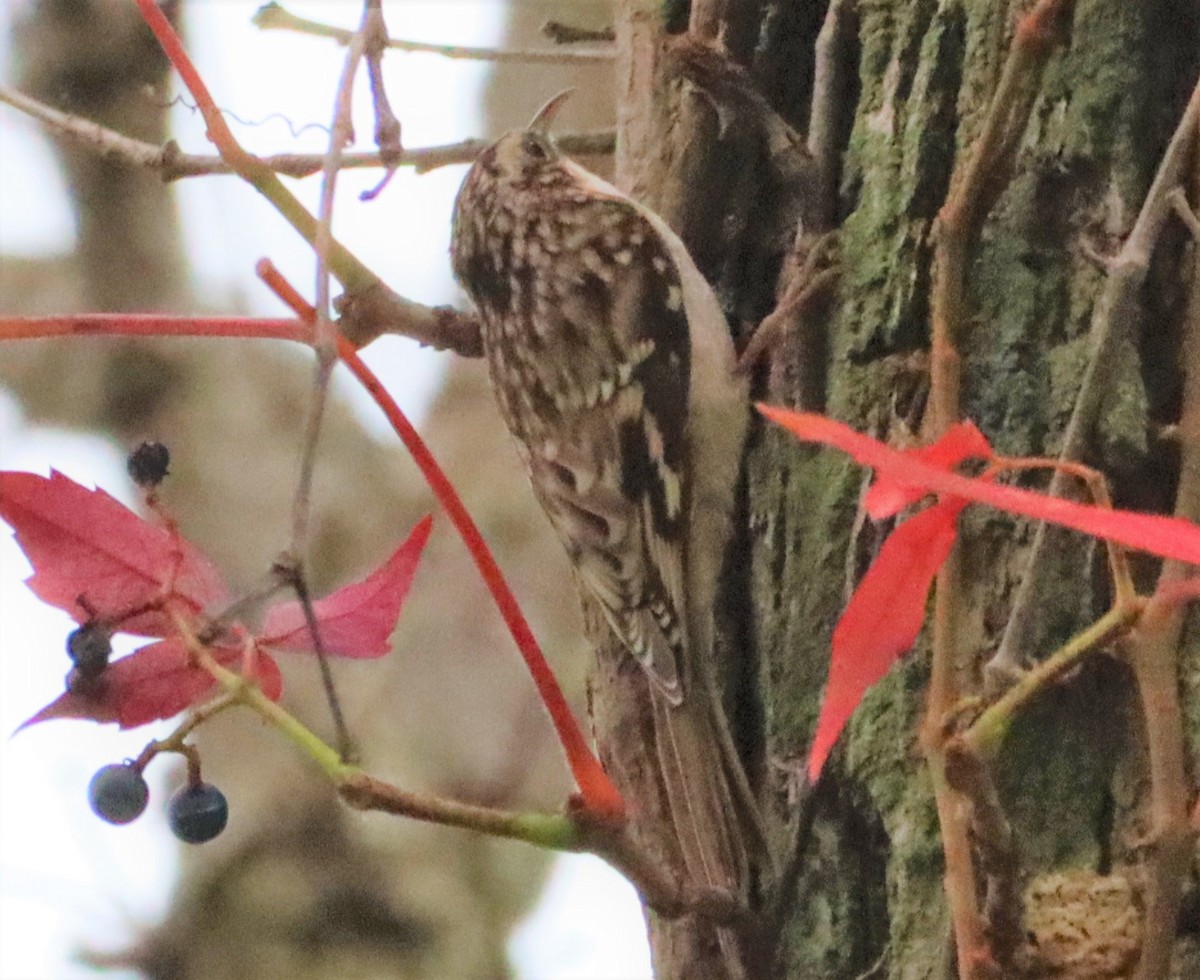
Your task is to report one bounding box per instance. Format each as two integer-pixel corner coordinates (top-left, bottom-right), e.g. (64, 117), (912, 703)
(450, 96), (755, 976)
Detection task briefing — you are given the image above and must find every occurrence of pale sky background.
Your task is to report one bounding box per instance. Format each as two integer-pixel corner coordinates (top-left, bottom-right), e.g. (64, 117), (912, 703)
(0, 2), (651, 977)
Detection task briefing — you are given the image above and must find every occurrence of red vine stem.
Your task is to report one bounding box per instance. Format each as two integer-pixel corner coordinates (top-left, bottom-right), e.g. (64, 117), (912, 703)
(0, 314), (306, 342)
(132, 0), (246, 167)
(130, 0), (386, 299)
(255, 260), (625, 819)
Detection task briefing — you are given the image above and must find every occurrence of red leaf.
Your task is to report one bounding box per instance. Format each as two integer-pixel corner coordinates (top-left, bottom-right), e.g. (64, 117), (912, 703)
(18, 639), (281, 731)
(0, 471), (227, 635)
(808, 500), (964, 780)
(759, 407), (1200, 567)
(260, 516), (432, 657)
(864, 421), (993, 519)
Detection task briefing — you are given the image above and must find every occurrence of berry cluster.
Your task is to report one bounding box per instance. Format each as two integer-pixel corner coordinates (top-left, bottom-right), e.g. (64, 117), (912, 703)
(88, 762), (228, 844)
(81, 441), (227, 844)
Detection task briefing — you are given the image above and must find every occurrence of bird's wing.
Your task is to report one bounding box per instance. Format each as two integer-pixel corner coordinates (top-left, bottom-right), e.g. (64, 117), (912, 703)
(522, 201), (692, 703)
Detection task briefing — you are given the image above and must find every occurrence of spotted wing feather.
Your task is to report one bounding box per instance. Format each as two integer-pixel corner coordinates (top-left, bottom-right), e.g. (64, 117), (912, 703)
(464, 193), (693, 703)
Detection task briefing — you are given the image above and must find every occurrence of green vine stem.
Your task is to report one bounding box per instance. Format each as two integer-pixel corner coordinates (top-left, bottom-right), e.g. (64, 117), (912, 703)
(958, 601), (1142, 761)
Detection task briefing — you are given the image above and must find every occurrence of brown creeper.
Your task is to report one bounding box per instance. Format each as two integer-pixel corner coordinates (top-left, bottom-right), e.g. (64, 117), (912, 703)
(451, 99), (757, 973)
(450, 94), (748, 712)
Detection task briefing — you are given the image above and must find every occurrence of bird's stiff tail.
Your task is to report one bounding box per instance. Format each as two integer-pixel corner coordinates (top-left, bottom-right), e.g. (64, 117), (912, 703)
(652, 690), (750, 979)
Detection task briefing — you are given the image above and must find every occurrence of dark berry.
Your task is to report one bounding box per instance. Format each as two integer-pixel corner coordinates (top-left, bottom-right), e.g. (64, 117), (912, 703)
(167, 782), (228, 844)
(88, 764), (149, 825)
(67, 624), (112, 679)
(127, 441), (170, 488)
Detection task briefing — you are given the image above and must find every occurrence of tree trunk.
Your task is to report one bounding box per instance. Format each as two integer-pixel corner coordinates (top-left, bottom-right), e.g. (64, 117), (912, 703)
(603, 1), (1200, 977)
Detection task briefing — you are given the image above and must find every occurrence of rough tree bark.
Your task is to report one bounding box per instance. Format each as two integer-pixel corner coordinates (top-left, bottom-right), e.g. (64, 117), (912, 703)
(598, 0), (1200, 977)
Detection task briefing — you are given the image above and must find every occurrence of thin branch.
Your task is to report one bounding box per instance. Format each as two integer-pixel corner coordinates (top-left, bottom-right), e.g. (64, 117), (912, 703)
(1169, 187), (1200, 241)
(542, 20), (616, 45)
(297, 0), (368, 530)
(989, 67), (1200, 686)
(922, 4), (1072, 976)
(279, 0), (379, 761)
(344, 772), (741, 924)
(252, 2), (614, 64)
(0, 314), (307, 343)
(333, 285), (482, 356)
(927, 0), (1071, 434)
(738, 239), (840, 372)
(1126, 596), (1196, 980)
(806, 0), (854, 230)
(337, 772), (585, 846)
(992, 455), (1136, 607)
(360, 0), (402, 199)
(1127, 139), (1200, 980)
(942, 746), (1022, 969)
(0, 85), (614, 179)
(961, 603), (1141, 760)
(0, 84), (161, 165)
(0, 82), (494, 356)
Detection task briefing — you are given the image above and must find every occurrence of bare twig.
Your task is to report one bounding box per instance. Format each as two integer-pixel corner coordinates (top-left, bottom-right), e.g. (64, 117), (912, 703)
(928, 0), (1071, 434)
(738, 235), (840, 372)
(253, 2), (614, 64)
(989, 70), (1200, 685)
(807, 0), (855, 230)
(1126, 596), (1196, 980)
(0, 83), (496, 356)
(0, 314), (306, 343)
(284, 0), (376, 760)
(360, 0), (402, 200)
(1126, 136), (1200, 980)
(0, 85), (613, 179)
(542, 20), (616, 45)
(126, 0), (486, 365)
(993, 455), (1136, 607)
(922, 4), (1072, 975)
(334, 286), (483, 355)
(1169, 187), (1200, 241)
(962, 603), (1140, 760)
(341, 774), (746, 924)
(942, 746), (1023, 967)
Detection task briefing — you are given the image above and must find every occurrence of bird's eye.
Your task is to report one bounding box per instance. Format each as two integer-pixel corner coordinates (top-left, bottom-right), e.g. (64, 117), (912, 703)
(522, 134), (550, 161)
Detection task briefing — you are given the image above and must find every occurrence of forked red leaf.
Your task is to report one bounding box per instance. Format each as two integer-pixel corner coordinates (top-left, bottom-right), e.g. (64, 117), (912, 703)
(19, 638), (282, 731)
(260, 516), (432, 657)
(864, 421), (993, 519)
(0, 471), (227, 635)
(759, 407), (1200, 567)
(808, 500), (964, 780)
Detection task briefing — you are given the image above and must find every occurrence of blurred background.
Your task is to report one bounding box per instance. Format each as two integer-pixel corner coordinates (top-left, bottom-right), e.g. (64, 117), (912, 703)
(0, 1), (649, 976)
